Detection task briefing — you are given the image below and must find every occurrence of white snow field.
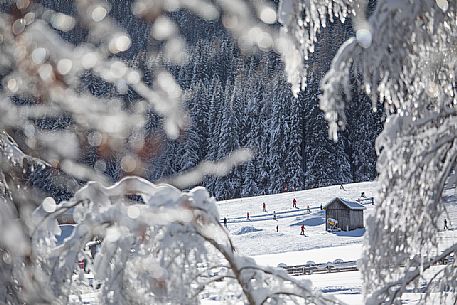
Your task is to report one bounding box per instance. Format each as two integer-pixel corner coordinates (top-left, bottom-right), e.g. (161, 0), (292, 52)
(210, 181), (457, 305)
(76, 181), (457, 304)
(217, 181), (378, 257)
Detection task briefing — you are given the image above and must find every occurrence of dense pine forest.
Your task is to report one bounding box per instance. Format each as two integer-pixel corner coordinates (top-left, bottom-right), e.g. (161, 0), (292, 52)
(20, 0), (384, 201)
(144, 12), (384, 199)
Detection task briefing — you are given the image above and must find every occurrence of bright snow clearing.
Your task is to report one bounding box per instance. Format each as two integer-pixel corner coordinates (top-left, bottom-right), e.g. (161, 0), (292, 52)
(212, 181), (457, 305)
(217, 181), (377, 257)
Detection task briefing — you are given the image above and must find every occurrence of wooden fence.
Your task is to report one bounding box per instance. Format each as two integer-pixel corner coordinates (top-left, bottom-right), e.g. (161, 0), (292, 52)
(281, 255), (455, 277)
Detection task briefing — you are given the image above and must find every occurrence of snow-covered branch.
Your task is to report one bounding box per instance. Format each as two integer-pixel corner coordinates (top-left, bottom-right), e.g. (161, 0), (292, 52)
(28, 176), (334, 305)
(277, 1), (457, 304)
(366, 243), (457, 305)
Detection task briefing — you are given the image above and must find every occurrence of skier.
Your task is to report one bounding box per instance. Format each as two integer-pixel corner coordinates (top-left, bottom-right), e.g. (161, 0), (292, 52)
(300, 224), (305, 235)
(246, 212), (250, 221)
(262, 202), (266, 212)
(361, 192), (366, 198)
(89, 240), (99, 259)
(444, 219), (449, 230)
(83, 257), (88, 273)
(340, 184), (345, 190)
(223, 217), (228, 228)
(276, 225), (279, 232)
(273, 211), (277, 221)
(307, 205), (311, 213)
(320, 204), (323, 210)
(292, 198), (297, 208)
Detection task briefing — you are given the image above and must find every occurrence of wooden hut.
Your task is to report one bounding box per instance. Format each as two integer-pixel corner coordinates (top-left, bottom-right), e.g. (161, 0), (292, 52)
(324, 197), (366, 231)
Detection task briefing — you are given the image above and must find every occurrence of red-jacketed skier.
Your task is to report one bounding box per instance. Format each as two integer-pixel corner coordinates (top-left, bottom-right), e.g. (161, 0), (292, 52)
(300, 224), (305, 235)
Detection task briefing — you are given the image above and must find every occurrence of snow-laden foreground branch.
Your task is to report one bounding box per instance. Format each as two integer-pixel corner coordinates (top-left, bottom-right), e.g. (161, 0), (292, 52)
(28, 176), (342, 305)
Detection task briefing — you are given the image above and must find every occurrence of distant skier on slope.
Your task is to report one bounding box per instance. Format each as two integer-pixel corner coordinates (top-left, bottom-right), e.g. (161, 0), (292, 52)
(276, 225), (279, 232)
(262, 202), (267, 212)
(273, 211), (277, 221)
(246, 212), (250, 221)
(292, 198), (297, 208)
(223, 217), (228, 228)
(444, 219), (449, 230)
(340, 184), (345, 190)
(300, 224), (305, 235)
(307, 205), (311, 213)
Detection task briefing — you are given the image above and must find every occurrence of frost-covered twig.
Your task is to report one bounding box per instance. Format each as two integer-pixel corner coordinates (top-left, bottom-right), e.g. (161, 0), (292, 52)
(366, 243), (457, 305)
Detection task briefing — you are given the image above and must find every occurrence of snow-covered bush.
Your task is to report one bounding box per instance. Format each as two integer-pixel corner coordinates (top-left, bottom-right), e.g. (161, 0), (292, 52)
(30, 176), (336, 305)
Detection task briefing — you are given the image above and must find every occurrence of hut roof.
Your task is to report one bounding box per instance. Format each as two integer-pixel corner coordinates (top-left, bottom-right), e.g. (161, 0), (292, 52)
(325, 197), (366, 211)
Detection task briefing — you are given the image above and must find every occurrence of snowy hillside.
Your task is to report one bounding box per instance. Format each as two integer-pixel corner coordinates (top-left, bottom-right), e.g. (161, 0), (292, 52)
(217, 180), (457, 259)
(217, 181), (377, 256)
(207, 181), (457, 305)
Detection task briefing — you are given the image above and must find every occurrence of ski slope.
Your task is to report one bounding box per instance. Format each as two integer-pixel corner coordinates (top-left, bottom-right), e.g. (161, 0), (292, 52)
(217, 181), (457, 259)
(217, 181), (377, 257)
(210, 181), (457, 305)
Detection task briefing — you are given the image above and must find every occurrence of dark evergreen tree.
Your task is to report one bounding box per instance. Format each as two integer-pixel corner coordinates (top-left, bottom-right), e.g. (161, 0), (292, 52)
(257, 81), (274, 194)
(213, 82), (241, 199)
(179, 80), (209, 171)
(345, 74), (384, 182)
(240, 73), (262, 197)
(268, 76), (289, 194)
(283, 84), (304, 192)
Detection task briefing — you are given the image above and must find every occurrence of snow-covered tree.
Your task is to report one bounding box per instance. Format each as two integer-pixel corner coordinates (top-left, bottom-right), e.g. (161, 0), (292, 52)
(283, 87), (304, 192)
(214, 82), (242, 199)
(179, 81), (208, 172)
(279, 0), (457, 304)
(268, 76), (289, 194)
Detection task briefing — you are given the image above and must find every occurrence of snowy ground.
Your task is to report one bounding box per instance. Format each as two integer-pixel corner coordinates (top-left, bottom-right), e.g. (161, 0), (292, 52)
(75, 181), (457, 304)
(213, 181), (457, 305)
(217, 181), (377, 256)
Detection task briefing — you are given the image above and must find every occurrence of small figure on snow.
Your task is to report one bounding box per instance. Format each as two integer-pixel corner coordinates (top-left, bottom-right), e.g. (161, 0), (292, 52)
(320, 204), (323, 210)
(300, 224), (305, 235)
(246, 212), (250, 221)
(83, 257), (88, 273)
(292, 198), (297, 208)
(89, 239), (101, 259)
(223, 217), (228, 228)
(262, 202), (267, 212)
(340, 184), (345, 190)
(361, 192), (366, 198)
(273, 211), (277, 221)
(444, 219), (449, 230)
(307, 205), (311, 213)
(276, 225), (279, 232)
